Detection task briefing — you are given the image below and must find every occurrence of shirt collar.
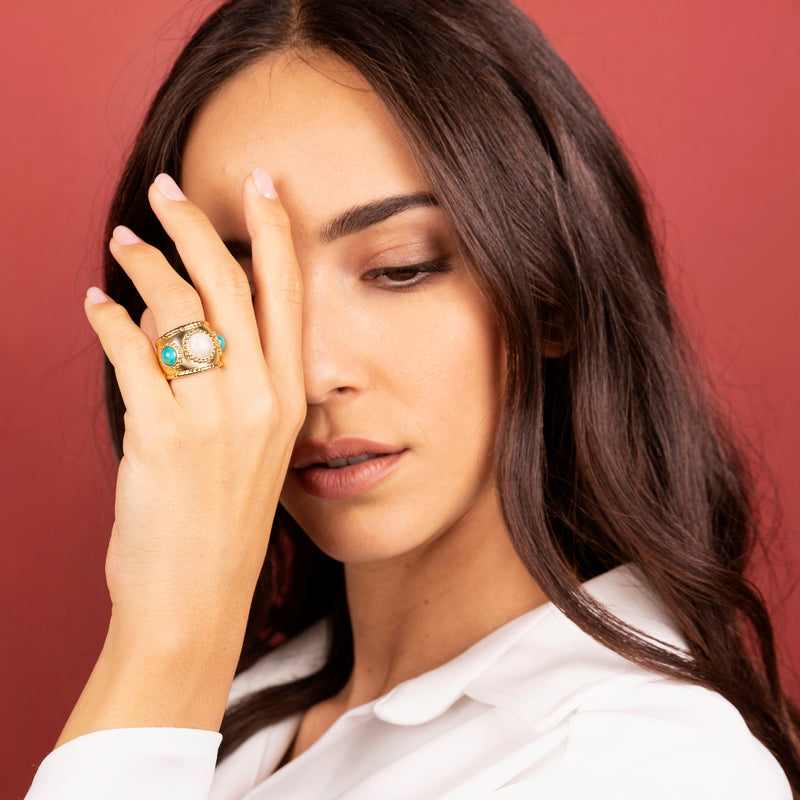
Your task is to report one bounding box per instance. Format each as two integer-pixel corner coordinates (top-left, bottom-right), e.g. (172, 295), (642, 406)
(233, 564), (687, 729)
(371, 601), (550, 725)
(373, 564), (687, 726)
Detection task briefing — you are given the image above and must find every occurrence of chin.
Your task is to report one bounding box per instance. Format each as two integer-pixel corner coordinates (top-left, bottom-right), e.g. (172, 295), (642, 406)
(308, 529), (426, 567)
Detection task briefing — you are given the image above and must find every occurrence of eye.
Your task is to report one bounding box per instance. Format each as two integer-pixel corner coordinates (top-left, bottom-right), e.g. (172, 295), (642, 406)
(365, 258), (454, 292)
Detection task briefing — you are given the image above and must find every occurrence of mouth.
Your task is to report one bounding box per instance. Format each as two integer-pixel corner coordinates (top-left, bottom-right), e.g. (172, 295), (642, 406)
(310, 453), (387, 469)
(290, 448), (408, 500)
(289, 436), (406, 470)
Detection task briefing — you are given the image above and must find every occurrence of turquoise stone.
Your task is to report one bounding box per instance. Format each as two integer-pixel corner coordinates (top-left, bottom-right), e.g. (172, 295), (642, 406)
(217, 334), (226, 351)
(160, 345), (178, 366)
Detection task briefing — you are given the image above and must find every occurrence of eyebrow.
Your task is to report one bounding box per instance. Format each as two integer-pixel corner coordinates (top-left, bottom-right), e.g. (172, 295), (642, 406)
(319, 192), (439, 243)
(222, 191), (439, 259)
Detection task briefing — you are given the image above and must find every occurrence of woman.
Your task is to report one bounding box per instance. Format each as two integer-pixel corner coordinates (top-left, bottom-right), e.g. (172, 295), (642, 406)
(25, 0), (799, 797)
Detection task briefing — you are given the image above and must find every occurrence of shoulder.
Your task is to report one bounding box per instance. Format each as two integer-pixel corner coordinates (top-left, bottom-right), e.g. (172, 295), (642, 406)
(467, 565), (792, 799)
(486, 679), (791, 798)
(567, 679), (789, 796)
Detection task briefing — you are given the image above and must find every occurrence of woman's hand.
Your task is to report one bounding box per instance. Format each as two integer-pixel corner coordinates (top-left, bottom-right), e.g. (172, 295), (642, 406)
(56, 170), (305, 744)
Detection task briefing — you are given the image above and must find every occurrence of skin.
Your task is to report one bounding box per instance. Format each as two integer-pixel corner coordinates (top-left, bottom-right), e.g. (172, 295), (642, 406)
(59, 51), (546, 761)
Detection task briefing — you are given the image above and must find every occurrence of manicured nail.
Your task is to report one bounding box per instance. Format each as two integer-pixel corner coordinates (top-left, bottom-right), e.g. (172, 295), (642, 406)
(86, 286), (111, 304)
(252, 167), (277, 199)
(154, 173), (187, 201)
(112, 225), (142, 245)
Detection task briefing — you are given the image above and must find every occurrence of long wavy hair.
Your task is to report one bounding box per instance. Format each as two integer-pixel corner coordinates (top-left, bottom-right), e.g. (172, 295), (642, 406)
(100, 0), (800, 789)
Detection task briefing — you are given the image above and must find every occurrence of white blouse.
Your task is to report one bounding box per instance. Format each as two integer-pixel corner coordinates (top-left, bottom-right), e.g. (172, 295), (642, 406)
(25, 565), (791, 799)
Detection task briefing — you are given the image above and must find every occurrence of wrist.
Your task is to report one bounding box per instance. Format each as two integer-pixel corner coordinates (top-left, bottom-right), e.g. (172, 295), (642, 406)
(107, 589), (251, 661)
(55, 610), (245, 748)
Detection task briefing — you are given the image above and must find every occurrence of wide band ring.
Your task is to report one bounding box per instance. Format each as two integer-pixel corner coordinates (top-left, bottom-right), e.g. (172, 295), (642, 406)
(155, 321), (226, 380)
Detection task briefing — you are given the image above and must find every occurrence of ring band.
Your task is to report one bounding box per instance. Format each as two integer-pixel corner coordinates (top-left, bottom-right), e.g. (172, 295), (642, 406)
(155, 321), (225, 380)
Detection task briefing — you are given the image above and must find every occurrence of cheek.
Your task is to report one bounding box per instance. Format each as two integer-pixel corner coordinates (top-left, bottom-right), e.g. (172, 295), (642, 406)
(277, 292), (503, 563)
(387, 296), (503, 442)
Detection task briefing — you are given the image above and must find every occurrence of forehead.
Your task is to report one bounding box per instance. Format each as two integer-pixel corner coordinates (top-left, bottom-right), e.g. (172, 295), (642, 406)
(181, 51), (429, 237)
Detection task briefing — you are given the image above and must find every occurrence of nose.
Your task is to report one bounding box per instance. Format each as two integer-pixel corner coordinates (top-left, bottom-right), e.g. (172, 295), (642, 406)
(301, 271), (368, 406)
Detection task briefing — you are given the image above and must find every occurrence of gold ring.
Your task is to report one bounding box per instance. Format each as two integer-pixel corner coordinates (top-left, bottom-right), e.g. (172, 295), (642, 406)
(155, 321), (225, 380)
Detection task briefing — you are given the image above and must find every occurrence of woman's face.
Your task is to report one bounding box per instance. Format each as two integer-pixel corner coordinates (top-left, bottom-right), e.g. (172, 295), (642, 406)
(182, 52), (507, 566)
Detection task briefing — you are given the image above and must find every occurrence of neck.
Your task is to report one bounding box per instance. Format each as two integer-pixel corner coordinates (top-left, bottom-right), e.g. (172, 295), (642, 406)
(335, 486), (548, 711)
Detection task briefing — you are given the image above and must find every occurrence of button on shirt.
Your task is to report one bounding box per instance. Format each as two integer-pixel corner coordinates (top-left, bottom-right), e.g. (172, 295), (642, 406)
(25, 565), (791, 799)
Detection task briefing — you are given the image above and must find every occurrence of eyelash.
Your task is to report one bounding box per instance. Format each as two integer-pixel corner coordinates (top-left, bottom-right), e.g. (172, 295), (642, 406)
(244, 258), (453, 298)
(366, 258), (454, 292)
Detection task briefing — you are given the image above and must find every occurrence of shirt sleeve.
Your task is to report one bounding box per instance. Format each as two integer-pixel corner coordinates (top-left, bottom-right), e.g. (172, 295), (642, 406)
(24, 728), (223, 800)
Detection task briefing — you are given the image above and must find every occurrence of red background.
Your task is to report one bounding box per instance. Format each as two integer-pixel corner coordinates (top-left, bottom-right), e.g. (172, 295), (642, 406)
(2, 1), (798, 796)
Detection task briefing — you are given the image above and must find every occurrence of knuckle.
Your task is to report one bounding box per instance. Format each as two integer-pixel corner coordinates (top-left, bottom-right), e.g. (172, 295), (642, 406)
(133, 242), (171, 269)
(272, 386), (306, 433)
(277, 269), (303, 307)
(153, 282), (201, 319)
(252, 207), (292, 239)
(177, 205), (211, 231)
(210, 267), (253, 302)
(113, 241), (164, 275)
(237, 387), (281, 433)
(252, 384), (281, 420)
(286, 398), (307, 433)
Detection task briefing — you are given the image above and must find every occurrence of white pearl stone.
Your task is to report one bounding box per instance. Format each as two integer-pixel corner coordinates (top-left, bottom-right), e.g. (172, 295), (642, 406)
(187, 331), (215, 360)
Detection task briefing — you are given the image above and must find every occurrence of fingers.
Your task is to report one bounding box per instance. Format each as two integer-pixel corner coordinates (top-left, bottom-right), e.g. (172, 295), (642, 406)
(108, 225), (207, 349)
(106, 170), (304, 399)
(139, 307), (158, 346)
(243, 169), (304, 387)
(146, 174), (264, 370)
(84, 288), (172, 415)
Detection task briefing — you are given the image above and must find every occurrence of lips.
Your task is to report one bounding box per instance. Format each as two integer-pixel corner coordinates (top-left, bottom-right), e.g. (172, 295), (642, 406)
(288, 437), (408, 499)
(289, 437), (405, 470)
(320, 453), (383, 469)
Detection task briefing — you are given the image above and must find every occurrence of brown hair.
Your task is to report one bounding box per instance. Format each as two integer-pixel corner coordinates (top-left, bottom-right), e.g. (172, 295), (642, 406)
(101, 0), (800, 788)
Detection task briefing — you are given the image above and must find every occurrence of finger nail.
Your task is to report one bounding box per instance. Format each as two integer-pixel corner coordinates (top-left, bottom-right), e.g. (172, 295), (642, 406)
(154, 173), (187, 201)
(86, 286), (111, 304)
(252, 167), (277, 199)
(112, 225), (142, 245)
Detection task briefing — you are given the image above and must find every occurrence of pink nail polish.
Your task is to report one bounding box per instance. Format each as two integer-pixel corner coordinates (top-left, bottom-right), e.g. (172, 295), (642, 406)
(86, 286), (111, 304)
(112, 225), (142, 245)
(154, 173), (187, 201)
(252, 168), (277, 199)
